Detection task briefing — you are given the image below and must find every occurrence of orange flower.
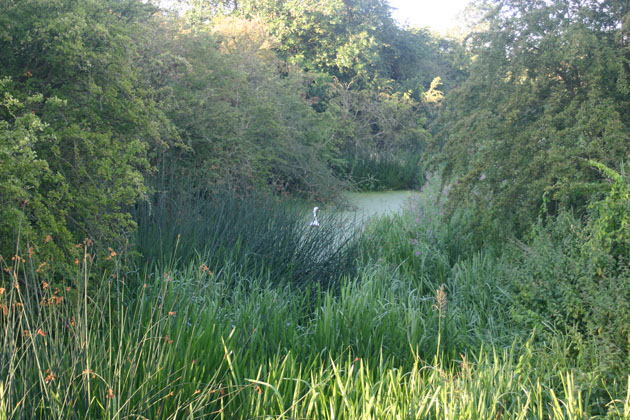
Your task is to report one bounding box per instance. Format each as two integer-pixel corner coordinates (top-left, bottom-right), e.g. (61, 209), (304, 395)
(45, 369), (55, 384)
(74, 259), (79, 265)
(41, 281), (49, 290)
(168, 311), (176, 316)
(0, 287), (5, 295)
(37, 328), (47, 337)
(45, 235), (52, 243)
(199, 264), (213, 276)
(106, 248), (117, 261)
(23, 329), (30, 337)
(106, 388), (115, 399)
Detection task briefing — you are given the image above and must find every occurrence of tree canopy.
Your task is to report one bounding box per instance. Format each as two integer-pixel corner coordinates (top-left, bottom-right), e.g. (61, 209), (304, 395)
(434, 0), (630, 237)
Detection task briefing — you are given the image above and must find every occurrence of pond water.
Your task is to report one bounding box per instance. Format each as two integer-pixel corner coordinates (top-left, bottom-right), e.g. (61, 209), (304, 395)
(300, 190), (418, 234)
(300, 190), (418, 243)
(342, 190), (416, 220)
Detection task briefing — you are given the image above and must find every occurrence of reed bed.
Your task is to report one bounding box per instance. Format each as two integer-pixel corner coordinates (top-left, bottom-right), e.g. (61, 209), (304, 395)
(133, 187), (360, 290)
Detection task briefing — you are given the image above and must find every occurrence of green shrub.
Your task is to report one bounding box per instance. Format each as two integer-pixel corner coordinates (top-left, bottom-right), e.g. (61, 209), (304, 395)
(0, 80), (73, 272)
(585, 161), (630, 268)
(346, 153), (422, 191)
(506, 208), (630, 380)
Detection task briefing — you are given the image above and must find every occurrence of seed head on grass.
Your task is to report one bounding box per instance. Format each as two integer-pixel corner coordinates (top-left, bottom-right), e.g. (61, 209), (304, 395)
(106, 248), (117, 260)
(433, 284), (447, 317)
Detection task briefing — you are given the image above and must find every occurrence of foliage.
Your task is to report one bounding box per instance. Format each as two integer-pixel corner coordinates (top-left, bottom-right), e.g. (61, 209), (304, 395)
(433, 0), (630, 238)
(142, 15), (347, 199)
(505, 164), (630, 385)
(325, 81), (431, 190)
(181, 0), (460, 191)
(586, 160), (630, 265)
(0, 79), (71, 266)
(506, 211), (630, 390)
(229, 0), (397, 86)
(0, 0), (172, 266)
(346, 153), (422, 191)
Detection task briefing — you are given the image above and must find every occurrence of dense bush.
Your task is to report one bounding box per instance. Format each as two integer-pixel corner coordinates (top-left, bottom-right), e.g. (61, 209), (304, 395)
(505, 164), (630, 378)
(434, 0), (630, 239)
(0, 0), (168, 270)
(0, 81), (72, 267)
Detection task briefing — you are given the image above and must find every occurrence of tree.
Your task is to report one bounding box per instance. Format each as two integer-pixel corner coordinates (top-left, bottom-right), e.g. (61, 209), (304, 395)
(149, 15), (346, 198)
(0, 0), (173, 260)
(433, 0), (630, 238)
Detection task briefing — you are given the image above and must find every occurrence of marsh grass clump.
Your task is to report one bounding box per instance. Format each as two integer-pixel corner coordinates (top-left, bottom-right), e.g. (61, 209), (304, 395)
(347, 154), (422, 191)
(0, 246), (235, 419)
(134, 186), (361, 289)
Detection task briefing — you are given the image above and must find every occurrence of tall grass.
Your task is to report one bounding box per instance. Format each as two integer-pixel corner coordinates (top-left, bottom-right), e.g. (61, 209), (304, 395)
(133, 186), (360, 289)
(2, 246), (628, 419)
(2, 184), (629, 418)
(347, 154), (422, 191)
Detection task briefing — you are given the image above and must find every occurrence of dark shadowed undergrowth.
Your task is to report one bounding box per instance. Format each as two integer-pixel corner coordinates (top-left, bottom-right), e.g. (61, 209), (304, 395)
(133, 186), (361, 290)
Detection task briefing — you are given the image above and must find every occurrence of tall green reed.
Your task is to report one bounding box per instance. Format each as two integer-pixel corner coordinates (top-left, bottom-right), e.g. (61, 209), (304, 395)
(0, 244), (236, 419)
(134, 185), (360, 289)
(2, 238), (628, 419)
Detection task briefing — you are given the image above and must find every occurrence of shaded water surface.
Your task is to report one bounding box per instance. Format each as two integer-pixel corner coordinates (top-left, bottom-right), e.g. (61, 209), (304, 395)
(343, 190), (415, 220)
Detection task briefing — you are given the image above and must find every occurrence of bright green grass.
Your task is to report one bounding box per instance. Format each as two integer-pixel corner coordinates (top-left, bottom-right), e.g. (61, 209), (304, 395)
(2, 251), (629, 419)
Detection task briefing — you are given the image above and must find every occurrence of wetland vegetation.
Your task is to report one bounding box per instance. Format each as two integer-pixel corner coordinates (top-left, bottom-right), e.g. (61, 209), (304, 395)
(2, 0), (630, 418)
